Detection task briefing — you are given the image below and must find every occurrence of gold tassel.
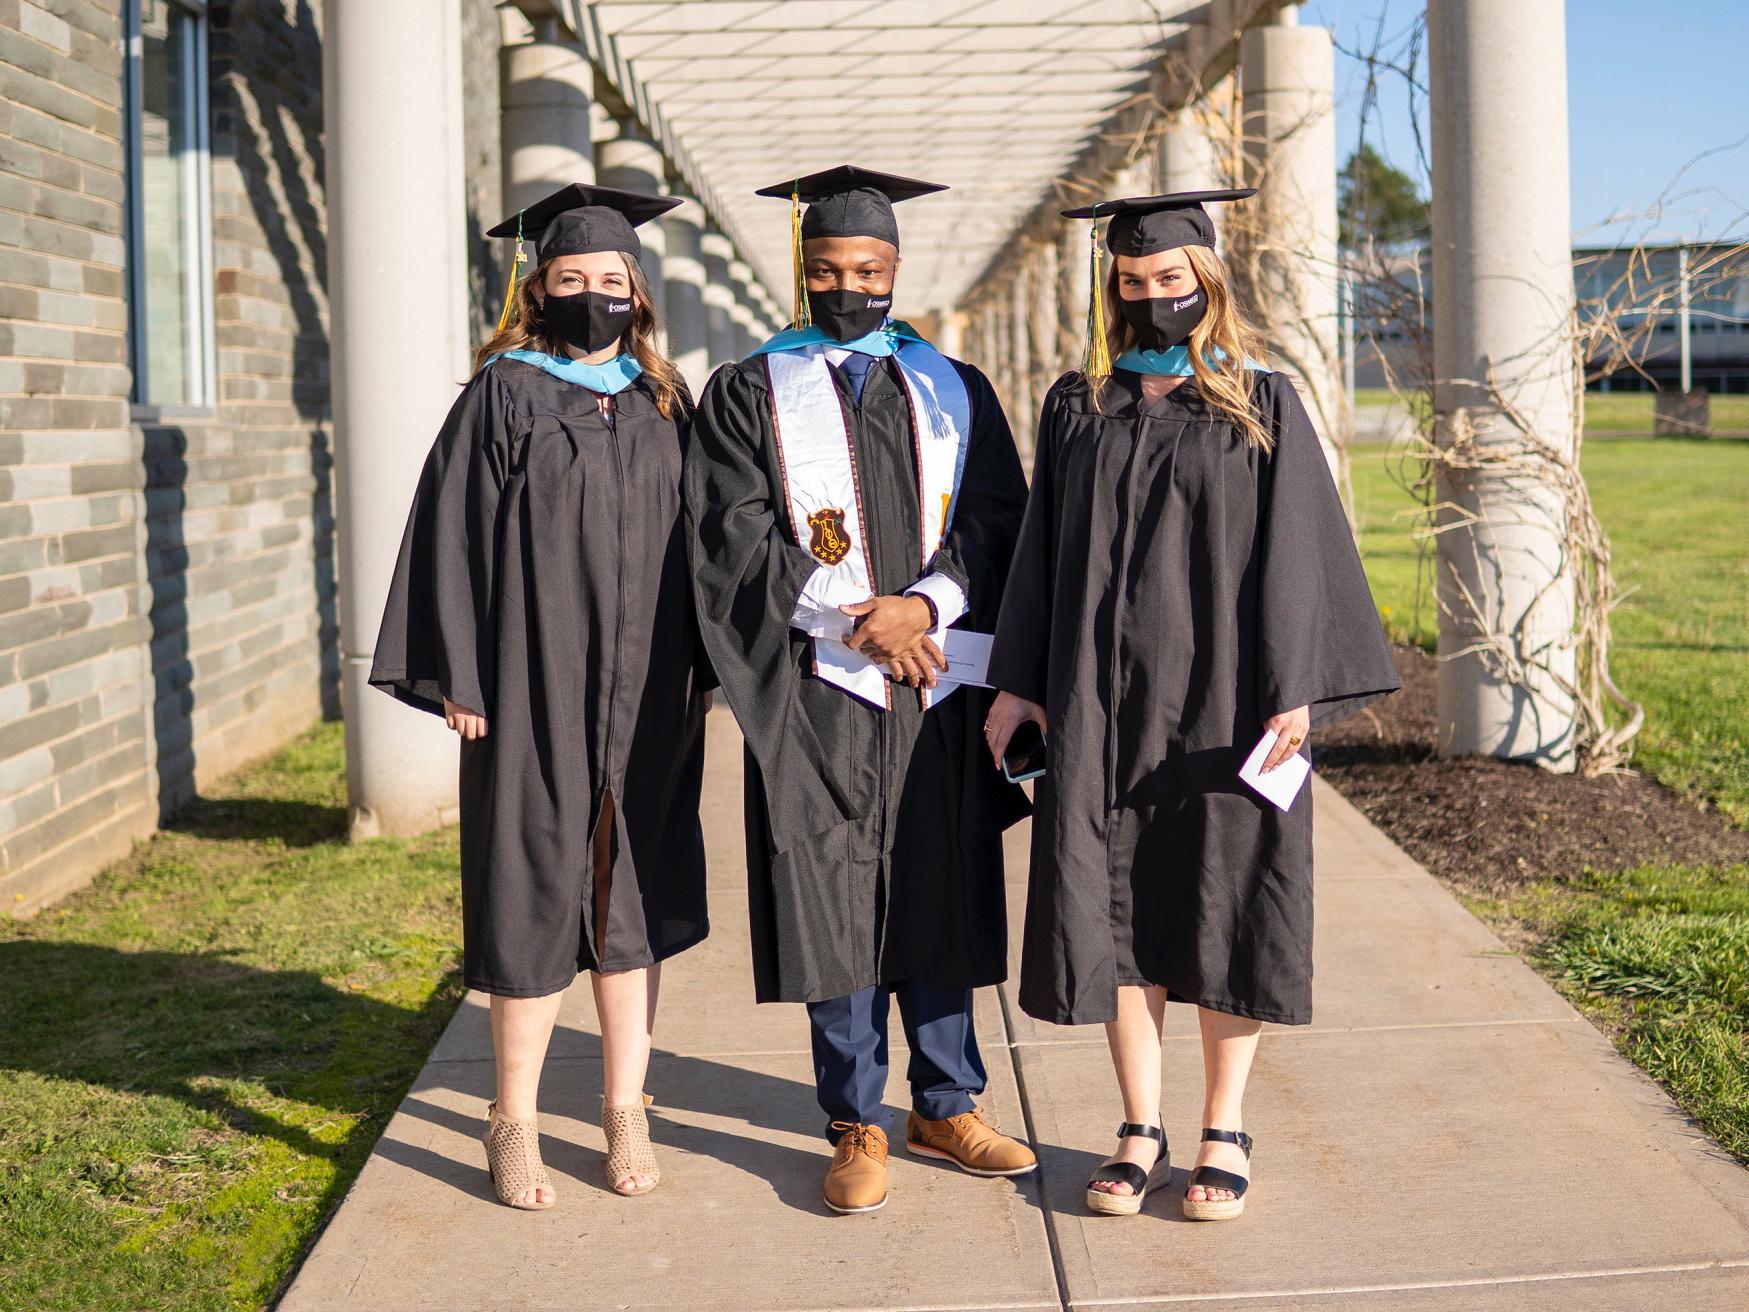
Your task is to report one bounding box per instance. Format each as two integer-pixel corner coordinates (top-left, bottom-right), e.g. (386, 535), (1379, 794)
(495, 212), (529, 334)
(1083, 219), (1111, 383)
(790, 186), (812, 329)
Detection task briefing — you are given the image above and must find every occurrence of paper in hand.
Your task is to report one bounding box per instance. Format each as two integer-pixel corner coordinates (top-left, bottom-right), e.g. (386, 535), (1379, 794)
(922, 630), (994, 709)
(1238, 729), (1310, 811)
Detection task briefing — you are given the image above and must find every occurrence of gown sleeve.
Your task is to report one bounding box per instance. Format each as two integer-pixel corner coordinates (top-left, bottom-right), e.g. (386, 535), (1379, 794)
(671, 384), (721, 696)
(368, 366), (515, 719)
(986, 378), (1069, 706)
(683, 362), (859, 844)
(1252, 372), (1402, 728)
(919, 362), (1030, 629)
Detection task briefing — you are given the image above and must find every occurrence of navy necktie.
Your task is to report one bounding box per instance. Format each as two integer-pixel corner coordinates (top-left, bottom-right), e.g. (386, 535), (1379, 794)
(838, 352), (875, 403)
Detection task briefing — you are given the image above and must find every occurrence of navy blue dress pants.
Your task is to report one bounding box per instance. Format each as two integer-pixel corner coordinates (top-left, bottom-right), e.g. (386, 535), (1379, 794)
(806, 980), (986, 1142)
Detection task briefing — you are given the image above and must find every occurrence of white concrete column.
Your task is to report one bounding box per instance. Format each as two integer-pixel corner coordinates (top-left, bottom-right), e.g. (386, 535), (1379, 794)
(1113, 157), (1155, 200)
(700, 225), (736, 368)
(595, 116), (668, 336)
(1429, 0), (1579, 769)
(1008, 273), (1033, 461)
(728, 256), (759, 359)
(1240, 18), (1343, 479)
(987, 301), (1010, 407)
(662, 189), (709, 395)
(938, 310), (967, 360)
(499, 32), (594, 217)
(751, 284), (781, 341)
(1029, 237), (1060, 391)
(1057, 218), (1092, 366)
(1158, 105), (1222, 193)
(324, 0), (466, 837)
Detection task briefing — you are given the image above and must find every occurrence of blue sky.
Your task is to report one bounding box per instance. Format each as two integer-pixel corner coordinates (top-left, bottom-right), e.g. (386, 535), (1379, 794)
(1300, 0), (1749, 245)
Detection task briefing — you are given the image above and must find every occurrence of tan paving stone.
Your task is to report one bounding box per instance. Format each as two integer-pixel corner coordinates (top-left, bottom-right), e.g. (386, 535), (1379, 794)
(284, 717), (1749, 1312)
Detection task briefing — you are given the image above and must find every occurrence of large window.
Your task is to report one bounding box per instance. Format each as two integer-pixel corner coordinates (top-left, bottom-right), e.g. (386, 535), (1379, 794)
(124, 0), (213, 408)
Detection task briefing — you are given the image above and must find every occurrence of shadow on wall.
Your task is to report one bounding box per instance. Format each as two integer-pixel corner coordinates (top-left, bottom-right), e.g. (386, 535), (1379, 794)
(142, 425), (193, 821)
(222, 0), (339, 722)
(144, 0), (507, 823)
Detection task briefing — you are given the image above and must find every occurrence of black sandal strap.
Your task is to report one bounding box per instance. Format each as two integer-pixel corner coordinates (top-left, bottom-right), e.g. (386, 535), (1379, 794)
(1087, 1160), (1153, 1196)
(1088, 1122), (1170, 1196)
(1201, 1127), (1253, 1157)
(1188, 1165), (1249, 1197)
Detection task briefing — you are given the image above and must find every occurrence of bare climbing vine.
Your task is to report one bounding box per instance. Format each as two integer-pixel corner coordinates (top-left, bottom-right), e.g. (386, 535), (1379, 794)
(1332, 17), (1744, 774)
(965, 8), (1744, 776)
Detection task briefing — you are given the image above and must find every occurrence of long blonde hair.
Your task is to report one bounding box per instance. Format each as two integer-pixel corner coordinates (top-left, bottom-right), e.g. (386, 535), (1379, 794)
(473, 252), (687, 419)
(1097, 244), (1272, 450)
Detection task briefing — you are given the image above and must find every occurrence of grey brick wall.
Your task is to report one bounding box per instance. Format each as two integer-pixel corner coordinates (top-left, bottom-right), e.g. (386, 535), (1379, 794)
(0, 0), (154, 916)
(2, 0), (506, 914)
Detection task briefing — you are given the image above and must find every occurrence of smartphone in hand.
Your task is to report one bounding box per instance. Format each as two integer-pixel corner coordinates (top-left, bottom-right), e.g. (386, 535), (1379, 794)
(1002, 720), (1047, 783)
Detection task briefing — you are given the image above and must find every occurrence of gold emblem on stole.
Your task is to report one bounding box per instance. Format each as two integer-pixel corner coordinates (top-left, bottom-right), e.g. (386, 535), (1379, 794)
(807, 507), (851, 565)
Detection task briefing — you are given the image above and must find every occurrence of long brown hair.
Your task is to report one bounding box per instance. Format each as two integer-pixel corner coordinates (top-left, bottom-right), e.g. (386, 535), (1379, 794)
(1097, 244), (1272, 450)
(473, 252), (686, 418)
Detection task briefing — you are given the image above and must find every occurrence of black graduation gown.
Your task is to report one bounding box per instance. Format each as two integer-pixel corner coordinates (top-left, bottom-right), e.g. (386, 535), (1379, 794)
(989, 369), (1400, 1026)
(684, 353), (1031, 1005)
(371, 359), (712, 997)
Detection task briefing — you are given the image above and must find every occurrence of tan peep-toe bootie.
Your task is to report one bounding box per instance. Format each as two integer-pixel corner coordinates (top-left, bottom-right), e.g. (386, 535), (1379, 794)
(482, 1100), (555, 1210)
(603, 1093), (659, 1196)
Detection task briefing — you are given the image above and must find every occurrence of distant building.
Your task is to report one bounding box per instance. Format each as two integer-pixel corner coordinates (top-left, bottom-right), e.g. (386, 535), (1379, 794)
(1575, 241), (1749, 393)
(1350, 240), (1749, 393)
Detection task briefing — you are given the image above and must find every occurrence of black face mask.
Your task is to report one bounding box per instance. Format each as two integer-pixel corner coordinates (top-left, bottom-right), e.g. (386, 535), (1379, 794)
(1118, 286), (1207, 350)
(808, 288), (893, 342)
(542, 289), (635, 354)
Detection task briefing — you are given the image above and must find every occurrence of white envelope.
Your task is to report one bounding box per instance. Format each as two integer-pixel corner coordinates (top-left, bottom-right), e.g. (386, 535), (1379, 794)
(921, 630), (994, 708)
(938, 630), (993, 687)
(1238, 729), (1310, 811)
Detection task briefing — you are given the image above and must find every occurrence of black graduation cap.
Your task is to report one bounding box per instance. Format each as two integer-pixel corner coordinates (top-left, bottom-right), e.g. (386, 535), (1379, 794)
(1062, 187), (1257, 256)
(755, 164), (947, 328)
(1058, 189), (1255, 385)
(486, 182), (681, 261)
(755, 164), (947, 249)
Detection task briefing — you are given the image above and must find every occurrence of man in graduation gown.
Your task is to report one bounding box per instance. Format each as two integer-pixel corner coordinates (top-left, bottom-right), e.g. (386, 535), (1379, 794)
(684, 165), (1034, 1214)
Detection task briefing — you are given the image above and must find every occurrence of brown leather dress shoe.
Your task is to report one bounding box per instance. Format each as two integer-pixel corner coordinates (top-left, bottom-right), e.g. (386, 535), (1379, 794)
(823, 1121), (889, 1214)
(905, 1107), (1038, 1177)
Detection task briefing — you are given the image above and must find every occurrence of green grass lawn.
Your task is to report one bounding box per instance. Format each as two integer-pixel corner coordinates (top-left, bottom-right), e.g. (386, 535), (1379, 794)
(1465, 861), (1749, 1162)
(1349, 434), (1749, 1160)
(0, 723), (465, 1312)
(1350, 436), (1749, 827)
(1355, 389), (1749, 436)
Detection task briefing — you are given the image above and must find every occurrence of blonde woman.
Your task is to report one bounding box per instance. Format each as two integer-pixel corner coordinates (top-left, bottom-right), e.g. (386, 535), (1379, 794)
(372, 185), (712, 1206)
(984, 189), (1398, 1220)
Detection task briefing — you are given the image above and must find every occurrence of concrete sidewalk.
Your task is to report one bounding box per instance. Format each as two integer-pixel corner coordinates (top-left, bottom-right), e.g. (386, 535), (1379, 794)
(281, 710), (1749, 1311)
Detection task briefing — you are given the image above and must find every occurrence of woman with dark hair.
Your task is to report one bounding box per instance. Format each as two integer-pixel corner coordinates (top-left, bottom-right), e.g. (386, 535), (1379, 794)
(984, 189), (1399, 1222)
(371, 184), (712, 1206)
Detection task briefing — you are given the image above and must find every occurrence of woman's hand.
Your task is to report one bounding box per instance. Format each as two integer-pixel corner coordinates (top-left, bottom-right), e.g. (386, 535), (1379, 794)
(1262, 705), (1309, 772)
(985, 691), (1047, 769)
(443, 696), (488, 740)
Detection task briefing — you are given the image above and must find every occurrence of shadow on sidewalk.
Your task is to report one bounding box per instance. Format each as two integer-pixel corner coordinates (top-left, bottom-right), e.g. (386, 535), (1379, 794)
(390, 1024), (1090, 1219)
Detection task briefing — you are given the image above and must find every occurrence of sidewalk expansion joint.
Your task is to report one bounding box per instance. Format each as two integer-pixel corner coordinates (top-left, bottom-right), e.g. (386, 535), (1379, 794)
(1066, 1257), (1749, 1306)
(1003, 1015), (1585, 1049)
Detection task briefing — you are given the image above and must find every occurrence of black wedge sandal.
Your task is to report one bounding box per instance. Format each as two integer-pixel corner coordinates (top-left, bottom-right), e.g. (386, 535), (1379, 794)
(1183, 1127), (1253, 1221)
(1085, 1122), (1170, 1216)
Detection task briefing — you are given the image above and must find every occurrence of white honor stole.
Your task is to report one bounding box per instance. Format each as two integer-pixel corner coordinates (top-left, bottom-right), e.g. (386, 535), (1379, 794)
(763, 340), (973, 711)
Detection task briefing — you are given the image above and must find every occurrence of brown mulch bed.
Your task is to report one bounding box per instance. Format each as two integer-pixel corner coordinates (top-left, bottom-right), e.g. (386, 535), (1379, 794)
(1315, 646), (1749, 896)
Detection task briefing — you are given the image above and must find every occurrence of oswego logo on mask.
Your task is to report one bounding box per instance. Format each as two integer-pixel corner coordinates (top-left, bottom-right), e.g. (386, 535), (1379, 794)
(543, 289), (636, 354)
(1119, 286), (1207, 351)
(808, 289), (891, 342)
